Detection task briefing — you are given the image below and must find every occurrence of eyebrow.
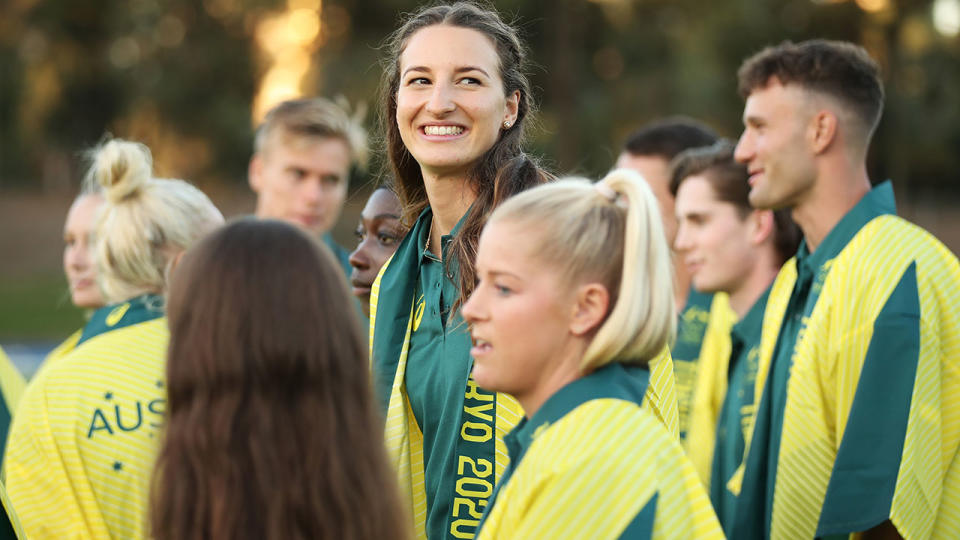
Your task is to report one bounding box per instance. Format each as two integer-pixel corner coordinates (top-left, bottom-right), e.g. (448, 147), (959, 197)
(401, 66), (491, 78)
(487, 269), (522, 281)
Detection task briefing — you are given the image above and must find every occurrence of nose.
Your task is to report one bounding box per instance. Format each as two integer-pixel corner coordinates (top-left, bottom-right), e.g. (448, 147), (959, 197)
(349, 242), (370, 272)
(734, 130), (753, 164)
(425, 81), (455, 116)
(461, 289), (484, 324)
(674, 222), (693, 253)
(301, 179), (323, 205)
(66, 243), (87, 271)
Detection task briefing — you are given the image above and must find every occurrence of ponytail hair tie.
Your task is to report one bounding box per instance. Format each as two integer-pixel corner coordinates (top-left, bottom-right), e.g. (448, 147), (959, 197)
(595, 182), (627, 208)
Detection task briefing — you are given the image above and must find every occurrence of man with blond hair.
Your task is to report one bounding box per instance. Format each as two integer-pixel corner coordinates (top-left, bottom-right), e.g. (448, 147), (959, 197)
(249, 97), (368, 276)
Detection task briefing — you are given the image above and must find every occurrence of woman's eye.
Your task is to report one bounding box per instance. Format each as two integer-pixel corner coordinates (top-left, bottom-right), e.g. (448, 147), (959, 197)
(378, 233), (398, 246)
(354, 228), (365, 241)
(460, 77), (481, 85)
(407, 77), (430, 86)
(496, 285), (511, 296)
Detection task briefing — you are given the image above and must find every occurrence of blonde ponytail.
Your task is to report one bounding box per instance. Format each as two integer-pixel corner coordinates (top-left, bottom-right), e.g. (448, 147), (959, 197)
(486, 168), (675, 370)
(581, 169), (675, 369)
(89, 138), (223, 304)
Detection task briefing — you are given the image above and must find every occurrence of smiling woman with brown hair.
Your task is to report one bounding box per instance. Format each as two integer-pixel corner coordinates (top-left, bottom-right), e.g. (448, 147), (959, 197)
(153, 218), (407, 540)
(369, 3), (551, 539)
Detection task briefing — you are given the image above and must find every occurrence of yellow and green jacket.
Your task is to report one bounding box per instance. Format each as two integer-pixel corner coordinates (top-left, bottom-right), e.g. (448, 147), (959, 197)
(43, 329), (82, 366)
(681, 293), (736, 483)
(0, 347), (27, 540)
(474, 362), (722, 540)
(0, 346), (27, 466)
(5, 294), (167, 539)
(673, 289), (717, 441)
(0, 479), (25, 540)
(731, 182), (960, 539)
(370, 209), (679, 540)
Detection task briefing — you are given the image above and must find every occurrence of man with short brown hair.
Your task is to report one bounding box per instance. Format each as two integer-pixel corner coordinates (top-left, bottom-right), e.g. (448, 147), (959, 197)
(731, 39), (960, 539)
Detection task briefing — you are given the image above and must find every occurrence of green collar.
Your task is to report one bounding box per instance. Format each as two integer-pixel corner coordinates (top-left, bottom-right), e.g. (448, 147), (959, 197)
(795, 181), (896, 276)
(508, 362), (651, 457)
(416, 206), (470, 262)
(77, 294), (165, 347)
(370, 205), (470, 417)
(731, 287), (771, 348)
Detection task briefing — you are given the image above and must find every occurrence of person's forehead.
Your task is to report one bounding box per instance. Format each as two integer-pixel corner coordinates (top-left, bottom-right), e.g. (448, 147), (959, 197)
(744, 79), (809, 113)
(363, 190), (402, 216)
(676, 174), (720, 206)
(400, 25), (500, 73)
(616, 153), (670, 189)
(264, 129), (350, 158)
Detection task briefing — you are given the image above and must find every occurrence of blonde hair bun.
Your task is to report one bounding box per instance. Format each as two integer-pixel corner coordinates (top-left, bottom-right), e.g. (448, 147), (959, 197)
(89, 139), (153, 204)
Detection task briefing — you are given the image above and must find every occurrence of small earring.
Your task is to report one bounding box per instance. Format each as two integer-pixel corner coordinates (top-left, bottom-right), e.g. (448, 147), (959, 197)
(503, 120), (511, 129)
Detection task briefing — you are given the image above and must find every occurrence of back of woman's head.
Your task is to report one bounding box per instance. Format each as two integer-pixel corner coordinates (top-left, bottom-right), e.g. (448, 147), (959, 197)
(381, 2), (551, 307)
(488, 169), (676, 370)
(155, 218), (406, 540)
(86, 138), (222, 304)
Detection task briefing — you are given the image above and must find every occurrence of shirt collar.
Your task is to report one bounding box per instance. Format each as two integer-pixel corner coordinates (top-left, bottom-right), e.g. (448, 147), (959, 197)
(77, 293), (165, 347)
(795, 180), (896, 274)
(416, 207), (471, 261)
(506, 362), (650, 457)
(731, 286), (771, 348)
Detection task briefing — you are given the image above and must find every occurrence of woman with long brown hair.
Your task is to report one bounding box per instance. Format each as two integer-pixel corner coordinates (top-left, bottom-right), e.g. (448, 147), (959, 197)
(153, 218), (407, 540)
(369, 3), (550, 539)
(370, 5), (681, 539)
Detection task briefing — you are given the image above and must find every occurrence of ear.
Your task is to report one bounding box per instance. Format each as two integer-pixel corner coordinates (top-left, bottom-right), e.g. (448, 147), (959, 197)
(569, 282), (610, 337)
(809, 109), (838, 155)
(248, 154), (263, 192)
(503, 90), (520, 127)
(748, 209), (775, 246)
(163, 249), (188, 293)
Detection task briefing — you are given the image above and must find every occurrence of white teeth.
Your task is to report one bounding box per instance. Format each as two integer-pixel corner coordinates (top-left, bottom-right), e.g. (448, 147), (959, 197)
(424, 125), (464, 136)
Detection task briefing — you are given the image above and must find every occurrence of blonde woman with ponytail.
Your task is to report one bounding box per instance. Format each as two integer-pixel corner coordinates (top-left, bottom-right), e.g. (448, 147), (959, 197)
(464, 169), (722, 539)
(5, 138), (223, 540)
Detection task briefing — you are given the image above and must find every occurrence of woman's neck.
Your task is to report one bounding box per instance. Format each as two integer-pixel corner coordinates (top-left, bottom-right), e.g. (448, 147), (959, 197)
(421, 170), (477, 256)
(516, 341), (588, 419)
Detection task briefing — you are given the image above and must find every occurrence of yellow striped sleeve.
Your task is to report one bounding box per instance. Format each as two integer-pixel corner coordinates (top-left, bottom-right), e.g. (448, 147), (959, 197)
(477, 400), (722, 540)
(643, 346), (680, 439)
(0, 346), (26, 417)
(684, 293), (736, 485)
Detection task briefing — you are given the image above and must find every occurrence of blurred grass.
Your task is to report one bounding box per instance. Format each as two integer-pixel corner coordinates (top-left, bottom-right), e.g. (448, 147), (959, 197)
(0, 272), (86, 341)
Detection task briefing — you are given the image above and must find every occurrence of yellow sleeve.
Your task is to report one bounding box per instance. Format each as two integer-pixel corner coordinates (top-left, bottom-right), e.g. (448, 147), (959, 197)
(0, 347), (26, 416)
(43, 330), (82, 367)
(479, 401), (723, 540)
(684, 294), (737, 485)
(642, 346), (680, 439)
(0, 479), (26, 539)
(4, 376), (87, 539)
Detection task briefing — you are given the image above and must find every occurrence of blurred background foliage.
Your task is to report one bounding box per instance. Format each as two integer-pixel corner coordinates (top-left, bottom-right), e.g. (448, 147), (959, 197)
(1, 0), (959, 342)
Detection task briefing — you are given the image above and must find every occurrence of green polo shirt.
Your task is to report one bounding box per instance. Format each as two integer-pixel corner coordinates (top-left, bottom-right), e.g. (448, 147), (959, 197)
(673, 289), (714, 441)
(733, 182), (899, 539)
(710, 288), (769, 535)
(405, 212), (482, 540)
